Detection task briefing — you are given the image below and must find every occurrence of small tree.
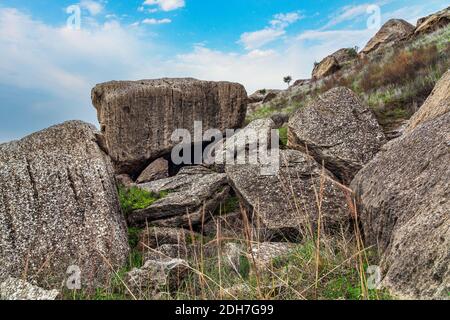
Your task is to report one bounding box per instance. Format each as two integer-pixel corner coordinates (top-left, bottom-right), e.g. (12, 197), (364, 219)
(283, 76), (292, 86)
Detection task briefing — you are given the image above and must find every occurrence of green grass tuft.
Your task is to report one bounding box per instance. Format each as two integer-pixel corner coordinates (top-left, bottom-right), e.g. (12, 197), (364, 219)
(119, 186), (169, 215)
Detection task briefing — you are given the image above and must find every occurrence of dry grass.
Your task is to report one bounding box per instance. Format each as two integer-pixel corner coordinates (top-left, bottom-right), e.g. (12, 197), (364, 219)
(62, 158), (392, 301)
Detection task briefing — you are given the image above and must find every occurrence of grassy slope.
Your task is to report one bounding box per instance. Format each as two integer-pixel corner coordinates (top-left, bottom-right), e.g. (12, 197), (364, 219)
(247, 26), (450, 130)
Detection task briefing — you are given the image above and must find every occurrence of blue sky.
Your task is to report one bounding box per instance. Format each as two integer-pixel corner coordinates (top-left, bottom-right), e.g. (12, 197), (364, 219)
(0, 0), (448, 142)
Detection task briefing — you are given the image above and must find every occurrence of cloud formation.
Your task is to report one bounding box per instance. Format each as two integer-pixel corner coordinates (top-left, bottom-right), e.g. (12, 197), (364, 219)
(142, 0), (185, 12)
(239, 12), (302, 50)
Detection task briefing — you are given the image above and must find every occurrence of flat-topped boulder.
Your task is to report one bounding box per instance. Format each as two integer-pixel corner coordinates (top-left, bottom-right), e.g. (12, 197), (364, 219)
(288, 87), (386, 184)
(0, 121), (129, 288)
(92, 78), (248, 176)
(361, 19), (414, 56)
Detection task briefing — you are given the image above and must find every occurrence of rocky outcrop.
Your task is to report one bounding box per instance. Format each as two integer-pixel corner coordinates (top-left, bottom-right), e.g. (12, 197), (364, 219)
(351, 112), (450, 299)
(128, 166), (229, 228)
(406, 70), (450, 133)
(288, 87), (386, 184)
(136, 158), (169, 184)
(248, 89), (281, 104)
(0, 277), (59, 300)
(312, 48), (358, 80)
(312, 56), (339, 80)
(415, 6), (450, 36)
(0, 121), (129, 289)
(226, 150), (352, 241)
(92, 78), (248, 176)
(361, 19), (415, 56)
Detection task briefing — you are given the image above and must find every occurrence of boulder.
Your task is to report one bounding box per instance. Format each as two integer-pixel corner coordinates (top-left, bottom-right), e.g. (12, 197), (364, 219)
(248, 89), (281, 104)
(312, 56), (339, 80)
(215, 118), (276, 172)
(262, 91), (280, 104)
(0, 121), (129, 288)
(136, 158), (169, 184)
(351, 112), (450, 299)
(361, 19), (415, 56)
(270, 113), (289, 129)
(249, 242), (295, 270)
(406, 70), (450, 133)
(248, 90), (266, 104)
(312, 48), (358, 79)
(415, 6), (450, 36)
(137, 227), (196, 252)
(226, 150), (352, 241)
(125, 257), (190, 299)
(116, 174), (135, 187)
(0, 277), (59, 300)
(92, 78), (248, 176)
(288, 87), (386, 184)
(127, 166), (229, 228)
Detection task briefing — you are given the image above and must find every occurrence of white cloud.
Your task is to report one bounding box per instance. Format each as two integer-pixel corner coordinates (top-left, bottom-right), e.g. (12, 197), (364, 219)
(142, 18), (172, 24)
(239, 11), (302, 50)
(80, 0), (104, 16)
(143, 0), (185, 12)
(240, 28), (286, 51)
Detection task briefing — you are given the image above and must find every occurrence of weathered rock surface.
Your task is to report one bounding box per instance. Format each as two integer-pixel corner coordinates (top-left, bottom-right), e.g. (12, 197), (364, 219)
(406, 70), (450, 133)
(128, 166), (229, 228)
(312, 56), (339, 80)
(361, 19), (415, 56)
(415, 6), (450, 36)
(270, 113), (289, 129)
(248, 89), (280, 104)
(116, 174), (135, 187)
(126, 257), (190, 299)
(249, 242), (295, 270)
(136, 157), (169, 184)
(288, 87), (386, 184)
(0, 277), (59, 300)
(137, 227), (196, 252)
(226, 150), (352, 241)
(351, 112), (450, 300)
(215, 119), (276, 170)
(0, 121), (129, 288)
(92, 78), (248, 176)
(312, 48), (358, 80)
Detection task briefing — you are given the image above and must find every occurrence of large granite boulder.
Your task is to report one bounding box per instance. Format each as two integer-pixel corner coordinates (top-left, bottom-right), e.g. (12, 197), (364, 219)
(351, 112), (450, 299)
(226, 150), (352, 241)
(361, 19), (415, 56)
(0, 121), (129, 288)
(128, 166), (229, 228)
(406, 70), (450, 133)
(312, 48), (358, 80)
(92, 78), (248, 176)
(415, 6), (449, 36)
(288, 87), (386, 184)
